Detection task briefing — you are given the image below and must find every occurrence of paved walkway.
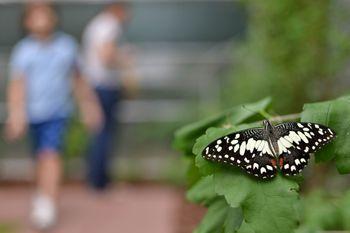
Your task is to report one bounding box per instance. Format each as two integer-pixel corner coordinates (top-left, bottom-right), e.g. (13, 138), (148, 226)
(0, 183), (183, 233)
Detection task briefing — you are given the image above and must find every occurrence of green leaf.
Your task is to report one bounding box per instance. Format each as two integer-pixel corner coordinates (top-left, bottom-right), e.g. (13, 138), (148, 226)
(301, 96), (350, 173)
(224, 207), (244, 233)
(339, 189), (350, 230)
(187, 175), (217, 205)
(194, 198), (243, 233)
(214, 169), (299, 233)
(173, 97), (271, 155)
(297, 191), (341, 232)
(186, 157), (204, 187)
(236, 221), (255, 233)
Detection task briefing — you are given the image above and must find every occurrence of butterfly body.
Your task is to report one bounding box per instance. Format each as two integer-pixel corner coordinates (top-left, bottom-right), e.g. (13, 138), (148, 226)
(202, 120), (336, 179)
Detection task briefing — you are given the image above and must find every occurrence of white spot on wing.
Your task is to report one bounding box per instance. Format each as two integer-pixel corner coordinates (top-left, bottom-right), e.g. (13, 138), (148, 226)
(235, 134), (240, 139)
(289, 131), (301, 144)
(278, 141), (287, 154)
(257, 141), (266, 151)
(234, 144), (240, 153)
(282, 137), (293, 148)
(284, 135), (293, 143)
(246, 138), (256, 152)
(265, 145), (273, 155)
(304, 132), (311, 138)
(231, 140), (238, 145)
(291, 165), (296, 171)
(298, 131), (309, 143)
(239, 141), (246, 156)
(255, 140), (262, 149)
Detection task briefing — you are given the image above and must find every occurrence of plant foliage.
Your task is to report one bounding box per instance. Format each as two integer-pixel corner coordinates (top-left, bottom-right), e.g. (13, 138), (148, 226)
(174, 96), (350, 233)
(224, 0), (350, 113)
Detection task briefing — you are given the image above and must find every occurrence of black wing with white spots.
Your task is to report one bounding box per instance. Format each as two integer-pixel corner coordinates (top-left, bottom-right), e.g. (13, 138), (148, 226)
(202, 128), (277, 179)
(276, 122), (336, 154)
(279, 147), (310, 176)
(275, 122), (336, 176)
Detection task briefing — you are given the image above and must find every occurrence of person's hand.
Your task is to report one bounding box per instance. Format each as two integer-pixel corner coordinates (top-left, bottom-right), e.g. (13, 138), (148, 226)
(4, 113), (27, 141)
(81, 101), (104, 134)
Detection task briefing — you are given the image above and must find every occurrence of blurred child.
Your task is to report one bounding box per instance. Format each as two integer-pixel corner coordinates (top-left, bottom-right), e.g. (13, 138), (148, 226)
(82, 2), (137, 190)
(5, 3), (102, 230)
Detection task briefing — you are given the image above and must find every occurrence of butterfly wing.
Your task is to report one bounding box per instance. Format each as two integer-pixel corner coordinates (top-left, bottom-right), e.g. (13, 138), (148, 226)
(275, 122), (336, 175)
(279, 147), (310, 176)
(202, 128), (277, 179)
(275, 122), (336, 154)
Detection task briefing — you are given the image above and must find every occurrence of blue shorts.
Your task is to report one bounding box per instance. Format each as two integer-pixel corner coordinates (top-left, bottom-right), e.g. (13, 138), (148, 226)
(29, 118), (68, 155)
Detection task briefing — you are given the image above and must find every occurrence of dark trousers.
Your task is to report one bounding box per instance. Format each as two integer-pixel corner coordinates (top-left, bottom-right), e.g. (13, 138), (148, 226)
(87, 87), (120, 190)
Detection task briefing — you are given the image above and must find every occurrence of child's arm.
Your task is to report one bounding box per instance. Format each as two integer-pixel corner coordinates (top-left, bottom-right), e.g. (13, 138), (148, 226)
(72, 71), (103, 133)
(5, 76), (27, 141)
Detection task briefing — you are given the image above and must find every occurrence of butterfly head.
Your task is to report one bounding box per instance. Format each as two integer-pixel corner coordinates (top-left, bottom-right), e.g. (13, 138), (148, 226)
(263, 120), (274, 133)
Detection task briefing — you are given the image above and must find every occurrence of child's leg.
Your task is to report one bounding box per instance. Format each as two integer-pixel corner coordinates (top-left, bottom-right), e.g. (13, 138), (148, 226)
(36, 150), (62, 201)
(29, 119), (67, 229)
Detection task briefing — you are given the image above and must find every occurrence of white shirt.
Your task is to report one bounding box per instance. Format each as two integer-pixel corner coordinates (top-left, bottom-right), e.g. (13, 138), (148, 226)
(82, 12), (122, 88)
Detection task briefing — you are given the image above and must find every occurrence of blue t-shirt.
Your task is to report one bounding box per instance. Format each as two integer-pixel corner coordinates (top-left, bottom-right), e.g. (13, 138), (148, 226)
(10, 32), (78, 123)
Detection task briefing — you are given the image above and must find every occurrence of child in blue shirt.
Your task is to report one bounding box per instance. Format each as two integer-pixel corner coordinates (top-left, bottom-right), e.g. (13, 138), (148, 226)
(5, 3), (102, 230)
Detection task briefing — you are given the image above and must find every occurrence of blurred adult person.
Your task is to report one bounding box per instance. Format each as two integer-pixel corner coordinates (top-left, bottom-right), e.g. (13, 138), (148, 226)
(82, 2), (137, 190)
(5, 3), (102, 230)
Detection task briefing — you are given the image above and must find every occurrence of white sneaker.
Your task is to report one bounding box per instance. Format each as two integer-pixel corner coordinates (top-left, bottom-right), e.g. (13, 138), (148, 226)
(31, 194), (57, 230)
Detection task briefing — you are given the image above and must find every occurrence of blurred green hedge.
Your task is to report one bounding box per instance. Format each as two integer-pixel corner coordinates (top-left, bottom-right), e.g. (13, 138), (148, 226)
(224, 0), (350, 113)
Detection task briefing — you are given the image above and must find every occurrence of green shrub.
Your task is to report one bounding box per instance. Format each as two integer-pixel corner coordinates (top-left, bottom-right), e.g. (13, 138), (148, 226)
(174, 96), (350, 233)
(224, 0), (350, 113)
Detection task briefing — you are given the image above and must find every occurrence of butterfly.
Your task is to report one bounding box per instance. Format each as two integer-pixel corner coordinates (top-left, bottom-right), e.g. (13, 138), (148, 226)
(202, 120), (336, 179)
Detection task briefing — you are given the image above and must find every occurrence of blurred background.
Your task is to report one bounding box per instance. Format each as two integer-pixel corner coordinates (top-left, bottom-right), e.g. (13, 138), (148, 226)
(0, 0), (244, 182)
(1, 0), (350, 233)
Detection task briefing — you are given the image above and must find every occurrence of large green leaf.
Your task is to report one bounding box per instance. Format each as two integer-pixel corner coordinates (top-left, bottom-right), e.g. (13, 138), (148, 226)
(194, 198), (243, 233)
(193, 124), (300, 233)
(340, 190), (350, 230)
(301, 95), (350, 173)
(215, 169), (299, 233)
(187, 175), (217, 205)
(296, 191), (342, 232)
(173, 97), (271, 155)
